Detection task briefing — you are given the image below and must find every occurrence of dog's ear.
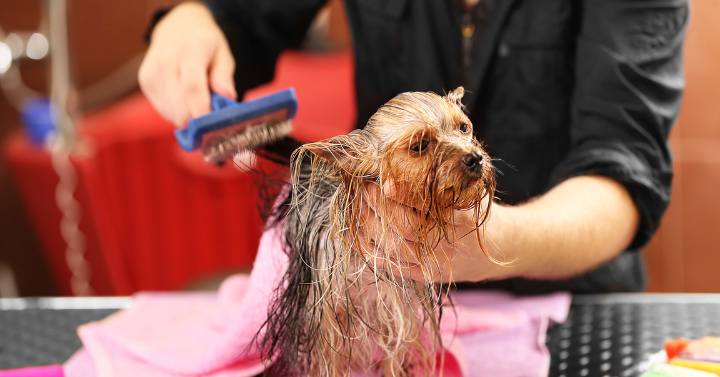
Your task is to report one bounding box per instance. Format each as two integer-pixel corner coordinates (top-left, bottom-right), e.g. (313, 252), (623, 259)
(446, 86), (465, 107)
(300, 130), (378, 177)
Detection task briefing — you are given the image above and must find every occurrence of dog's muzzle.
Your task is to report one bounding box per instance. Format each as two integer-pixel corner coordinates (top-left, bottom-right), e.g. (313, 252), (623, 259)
(462, 152), (483, 176)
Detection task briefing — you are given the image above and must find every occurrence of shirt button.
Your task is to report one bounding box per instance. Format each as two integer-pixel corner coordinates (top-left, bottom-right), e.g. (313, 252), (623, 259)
(498, 42), (510, 58)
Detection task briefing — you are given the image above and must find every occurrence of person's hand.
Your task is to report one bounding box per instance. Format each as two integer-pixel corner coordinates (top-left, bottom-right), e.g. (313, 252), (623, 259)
(360, 181), (521, 283)
(138, 2), (237, 127)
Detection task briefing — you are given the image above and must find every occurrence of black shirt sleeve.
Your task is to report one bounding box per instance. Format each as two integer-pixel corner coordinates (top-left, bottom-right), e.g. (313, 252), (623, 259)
(202, 0), (326, 163)
(548, 0), (689, 249)
(203, 0), (327, 98)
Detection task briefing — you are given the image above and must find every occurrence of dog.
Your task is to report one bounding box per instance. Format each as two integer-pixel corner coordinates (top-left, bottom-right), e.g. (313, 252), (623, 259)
(260, 87), (496, 376)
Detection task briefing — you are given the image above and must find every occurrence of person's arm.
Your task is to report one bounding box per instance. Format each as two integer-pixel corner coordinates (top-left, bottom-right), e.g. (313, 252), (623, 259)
(482, 176), (638, 281)
(545, 0), (688, 252)
(362, 176), (637, 283)
(364, 0), (689, 283)
(475, 0), (689, 282)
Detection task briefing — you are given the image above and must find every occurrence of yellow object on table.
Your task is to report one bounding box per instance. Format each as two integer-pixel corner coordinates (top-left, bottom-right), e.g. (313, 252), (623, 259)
(666, 337), (720, 376)
(642, 363), (717, 377)
(670, 359), (720, 376)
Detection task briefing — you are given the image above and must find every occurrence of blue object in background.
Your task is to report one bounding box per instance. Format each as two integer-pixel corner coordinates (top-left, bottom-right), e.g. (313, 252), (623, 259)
(21, 98), (56, 146)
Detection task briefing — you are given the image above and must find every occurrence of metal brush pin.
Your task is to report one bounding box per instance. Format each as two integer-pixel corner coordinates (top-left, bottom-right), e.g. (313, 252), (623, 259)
(203, 119), (293, 165)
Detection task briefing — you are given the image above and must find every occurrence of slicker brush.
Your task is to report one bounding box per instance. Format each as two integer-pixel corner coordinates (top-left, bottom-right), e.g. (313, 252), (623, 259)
(175, 88), (297, 165)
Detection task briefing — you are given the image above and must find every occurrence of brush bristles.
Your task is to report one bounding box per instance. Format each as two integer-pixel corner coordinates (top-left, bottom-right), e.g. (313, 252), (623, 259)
(202, 120), (293, 164)
(232, 149), (257, 172)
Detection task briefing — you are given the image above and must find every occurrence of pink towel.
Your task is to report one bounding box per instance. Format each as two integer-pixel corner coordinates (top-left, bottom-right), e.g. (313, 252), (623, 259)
(0, 366), (64, 377)
(63, 225), (570, 377)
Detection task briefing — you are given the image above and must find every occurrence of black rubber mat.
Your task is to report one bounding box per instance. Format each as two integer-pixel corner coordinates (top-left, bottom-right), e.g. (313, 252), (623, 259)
(0, 308), (115, 369)
(547, 295), (720, 377)
(3, 295), (720, 376)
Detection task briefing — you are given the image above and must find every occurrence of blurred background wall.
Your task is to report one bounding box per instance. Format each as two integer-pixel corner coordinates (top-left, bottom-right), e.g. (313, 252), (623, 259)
(643, 0), (720, 292)
(0, 0), (716, 296)
(0, 0), (177, 295)
(0, 0), (351, 296)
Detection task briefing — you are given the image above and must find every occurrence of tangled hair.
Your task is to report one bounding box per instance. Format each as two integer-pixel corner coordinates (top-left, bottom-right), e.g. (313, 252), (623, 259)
(260, 87), (496, 376)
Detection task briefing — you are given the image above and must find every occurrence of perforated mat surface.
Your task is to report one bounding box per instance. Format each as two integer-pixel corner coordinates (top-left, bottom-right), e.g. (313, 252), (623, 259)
(0, 298), (128, 369)
(547, 295), (720, 377)
(2, 295), (720, 376)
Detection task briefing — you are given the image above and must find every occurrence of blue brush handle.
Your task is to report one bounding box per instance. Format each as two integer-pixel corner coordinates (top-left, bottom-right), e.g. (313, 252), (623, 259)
(174, 88), (297, 152)
(210, 94), (234, 111)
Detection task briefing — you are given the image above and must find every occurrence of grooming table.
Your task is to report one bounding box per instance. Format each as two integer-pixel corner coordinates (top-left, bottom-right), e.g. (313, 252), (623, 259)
(2, 295), (720, 376)
(0, 298), (130, 368)
(547, 294), (720, 377)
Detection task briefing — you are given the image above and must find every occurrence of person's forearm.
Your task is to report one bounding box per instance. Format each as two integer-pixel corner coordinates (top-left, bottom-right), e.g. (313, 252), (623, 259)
(486, 175), (640, 280)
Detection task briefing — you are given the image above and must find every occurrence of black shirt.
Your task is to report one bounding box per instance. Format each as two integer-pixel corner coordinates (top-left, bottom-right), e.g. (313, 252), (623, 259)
(202, 0), (689, 293)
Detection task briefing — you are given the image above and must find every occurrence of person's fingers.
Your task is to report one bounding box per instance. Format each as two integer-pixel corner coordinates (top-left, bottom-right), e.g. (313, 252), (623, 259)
(165, 68), (192, 126)
(360, 200), (456, 282)
(381, 179), (397, 199)
(372, 179), (406, 206)
(363, 181), (382, 213)
(360, 180), (462, 282)
(364, 181), (425, 241)
(179, 49), (212, 119)
(360, 197), (420, 265)
(209, 43), (237, 100)
(138, 48), (169, 117)
(359, 200), (400, 257)
(139, 47), (186, 126)
(138, 2), (231, 127)
(364, 181), (412, 220)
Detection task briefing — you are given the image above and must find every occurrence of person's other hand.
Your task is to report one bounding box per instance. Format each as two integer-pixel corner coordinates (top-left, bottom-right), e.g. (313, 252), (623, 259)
(360, 181), (519, 283)
(139, 2), (237, 127)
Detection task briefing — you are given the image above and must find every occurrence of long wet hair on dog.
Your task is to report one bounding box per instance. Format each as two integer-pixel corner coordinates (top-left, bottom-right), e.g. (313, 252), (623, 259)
(260, 87), (496, 376)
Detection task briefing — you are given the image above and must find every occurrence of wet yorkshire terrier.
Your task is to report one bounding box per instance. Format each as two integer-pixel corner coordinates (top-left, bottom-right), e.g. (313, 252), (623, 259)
(260, 87), (496, 376)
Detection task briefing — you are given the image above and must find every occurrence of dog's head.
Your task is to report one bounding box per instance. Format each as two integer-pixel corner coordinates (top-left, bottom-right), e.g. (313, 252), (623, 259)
(298, 86), (494, 232)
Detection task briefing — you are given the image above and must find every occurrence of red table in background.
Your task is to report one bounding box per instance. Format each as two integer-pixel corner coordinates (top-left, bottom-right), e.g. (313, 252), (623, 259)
(3, 51), (355, 295)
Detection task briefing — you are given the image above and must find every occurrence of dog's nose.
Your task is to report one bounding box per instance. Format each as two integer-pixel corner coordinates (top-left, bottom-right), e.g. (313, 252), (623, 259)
(462, 152), (483, 170)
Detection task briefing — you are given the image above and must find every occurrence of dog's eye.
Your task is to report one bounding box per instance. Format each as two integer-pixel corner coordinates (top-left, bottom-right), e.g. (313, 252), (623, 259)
(459, 122), (470, 133)
(410, 139), (430, 154)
